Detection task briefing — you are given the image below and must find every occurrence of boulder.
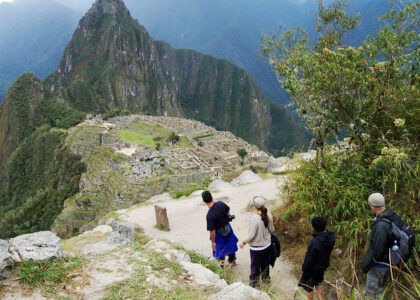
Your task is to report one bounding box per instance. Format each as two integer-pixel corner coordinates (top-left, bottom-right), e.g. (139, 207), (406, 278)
(267, 156), (291, 173)
(215, 282), (270, 300)
(295, 150), (316, 161)
(180, 261), (227, 290)
(149, 193), (173, 203)
(208, 179), (234, 192)
(231, 170), (262, 186)
(0, 240), (13, 279)
(190, 190), (204, 197)
(112, 221), (135, 242)
(9, 231), (66, 262)
(106, 232), (131, 246)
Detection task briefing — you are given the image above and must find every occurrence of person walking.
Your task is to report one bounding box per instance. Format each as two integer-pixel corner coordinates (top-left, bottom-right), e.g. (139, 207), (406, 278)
(239, 196), (275, 288)
(298, 217), (335, 300)
(202, 190), (238, 266)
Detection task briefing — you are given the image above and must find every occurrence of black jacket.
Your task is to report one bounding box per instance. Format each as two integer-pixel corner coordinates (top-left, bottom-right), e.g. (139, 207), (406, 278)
(302, 231), (335, 272)
(361, 209), (394, 273)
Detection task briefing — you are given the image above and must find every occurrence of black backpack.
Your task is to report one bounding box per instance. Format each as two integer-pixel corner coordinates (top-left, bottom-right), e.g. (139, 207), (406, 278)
(377, 212), (415, 265)
(269, 232), (281, 267)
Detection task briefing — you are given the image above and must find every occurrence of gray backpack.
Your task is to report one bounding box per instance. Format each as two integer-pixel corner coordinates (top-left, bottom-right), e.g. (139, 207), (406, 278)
(379, 218), (411, 266)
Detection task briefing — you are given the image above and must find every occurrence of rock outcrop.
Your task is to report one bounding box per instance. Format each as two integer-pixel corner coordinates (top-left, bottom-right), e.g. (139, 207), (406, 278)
(0, 240), (12, 279)
(208, 179), (234, 192)
(267, 156), (292, 173)
(8, 231), (66, 262)
(215, 282), (270, 300)
(231, 170), (263, 186)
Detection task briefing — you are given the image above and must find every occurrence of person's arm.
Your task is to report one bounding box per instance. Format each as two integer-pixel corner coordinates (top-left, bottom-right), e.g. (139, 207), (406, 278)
(302, 240), (317, 272)
(207, 215), (217, 250)
(210, 230), (216, 249)
(240, 216), (258, 248)
(361, 222), (389, 273)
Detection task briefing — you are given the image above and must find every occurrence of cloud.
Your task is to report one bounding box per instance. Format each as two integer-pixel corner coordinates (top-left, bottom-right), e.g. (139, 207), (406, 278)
(0, 0), (14, 3)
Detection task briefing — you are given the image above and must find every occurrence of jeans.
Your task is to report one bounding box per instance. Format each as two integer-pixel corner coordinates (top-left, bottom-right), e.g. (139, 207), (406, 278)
(250, 246), (271, 287)
(366, 266), (389, 299)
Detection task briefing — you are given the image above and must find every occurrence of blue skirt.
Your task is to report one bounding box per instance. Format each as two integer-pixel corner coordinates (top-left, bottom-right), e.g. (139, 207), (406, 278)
(213, 224), (238, 259)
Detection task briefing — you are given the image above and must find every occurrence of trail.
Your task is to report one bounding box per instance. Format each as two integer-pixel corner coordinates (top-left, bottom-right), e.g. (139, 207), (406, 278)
(120, 175), (298, 298)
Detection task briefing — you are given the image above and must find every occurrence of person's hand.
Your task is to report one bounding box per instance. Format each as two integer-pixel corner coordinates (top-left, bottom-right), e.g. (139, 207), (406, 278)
(212, 242), (217, 250)
(239, 242), (246, 249)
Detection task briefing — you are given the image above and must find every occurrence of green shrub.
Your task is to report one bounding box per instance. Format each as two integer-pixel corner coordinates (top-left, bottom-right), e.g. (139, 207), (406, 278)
(173, 177), (212, 199)
(102, 108), (130, 120)
(280, 150), (419, 251)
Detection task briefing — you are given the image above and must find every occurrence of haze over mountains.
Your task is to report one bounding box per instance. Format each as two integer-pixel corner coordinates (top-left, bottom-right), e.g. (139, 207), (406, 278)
(0, 0), (389, 103)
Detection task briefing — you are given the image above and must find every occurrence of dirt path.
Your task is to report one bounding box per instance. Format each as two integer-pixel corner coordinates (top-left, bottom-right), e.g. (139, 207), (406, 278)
(120, 175), (298, 298)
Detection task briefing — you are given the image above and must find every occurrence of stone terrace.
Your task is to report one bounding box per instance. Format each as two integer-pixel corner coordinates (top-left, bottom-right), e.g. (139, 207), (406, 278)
(52, 115), (267, 237)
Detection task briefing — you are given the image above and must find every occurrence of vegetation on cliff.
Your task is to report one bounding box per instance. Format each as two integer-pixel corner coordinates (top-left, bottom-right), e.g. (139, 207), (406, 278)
(0, 74), (85, 239)
(265, 0), (419, 297)
(0, 126), (85, 238)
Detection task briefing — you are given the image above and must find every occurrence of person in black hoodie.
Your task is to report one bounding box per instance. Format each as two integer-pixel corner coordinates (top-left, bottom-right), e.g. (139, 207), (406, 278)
(298, 217), (335, 300)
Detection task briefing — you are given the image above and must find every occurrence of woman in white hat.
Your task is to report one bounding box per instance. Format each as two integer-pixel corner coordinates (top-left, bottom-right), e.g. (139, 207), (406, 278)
(240, 196), (275, 287)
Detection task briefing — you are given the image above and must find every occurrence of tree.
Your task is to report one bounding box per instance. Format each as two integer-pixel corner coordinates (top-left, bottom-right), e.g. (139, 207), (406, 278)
(237, 148), (248, 165)
(167, 132), (180, 144)
(262, 0), (419, 167)
(262, 0), (359, 167)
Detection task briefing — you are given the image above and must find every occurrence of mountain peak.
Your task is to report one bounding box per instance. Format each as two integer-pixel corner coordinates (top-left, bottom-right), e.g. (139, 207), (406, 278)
(90, 0), (128, 17)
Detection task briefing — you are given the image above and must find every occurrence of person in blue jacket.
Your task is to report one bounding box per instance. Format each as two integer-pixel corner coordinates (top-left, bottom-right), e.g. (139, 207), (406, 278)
(202, 191), (238, 266)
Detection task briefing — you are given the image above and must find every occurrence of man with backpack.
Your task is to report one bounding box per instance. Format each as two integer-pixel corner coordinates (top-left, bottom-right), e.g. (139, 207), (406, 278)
(362, 193), (415, 299)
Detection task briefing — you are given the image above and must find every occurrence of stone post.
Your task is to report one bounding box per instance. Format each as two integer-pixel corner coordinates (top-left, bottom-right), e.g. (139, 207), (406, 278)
(154, 205), (170, 231)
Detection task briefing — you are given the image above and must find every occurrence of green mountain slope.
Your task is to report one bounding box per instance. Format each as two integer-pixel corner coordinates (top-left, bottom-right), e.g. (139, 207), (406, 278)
(0, 73), (86, 238)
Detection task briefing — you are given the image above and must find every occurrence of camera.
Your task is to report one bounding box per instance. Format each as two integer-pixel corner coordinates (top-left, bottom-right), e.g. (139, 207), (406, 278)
(228, 214), (235, 222)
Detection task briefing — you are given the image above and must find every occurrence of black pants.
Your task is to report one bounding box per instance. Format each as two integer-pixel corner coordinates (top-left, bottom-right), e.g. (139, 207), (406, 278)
(250, 246), (271, 287)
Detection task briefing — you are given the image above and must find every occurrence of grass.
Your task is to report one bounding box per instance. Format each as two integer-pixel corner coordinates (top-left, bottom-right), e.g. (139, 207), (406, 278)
(99, 211), (122, 223)
(178, 136), (193, 148)
(134, 227), (151, 245)
(154, 224), (170, 231)
(146, 251), (184, 280)
(118, 129), (156, 147)
(172, 244), (234, 283)
(173, 177), (212, 199)
(107, 245), (207, 299)
(193, 133), (214, 141)
(18, 257), (87, 289)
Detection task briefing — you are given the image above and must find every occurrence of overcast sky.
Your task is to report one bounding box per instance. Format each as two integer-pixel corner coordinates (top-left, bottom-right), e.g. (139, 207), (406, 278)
(0, 0), (311, 10)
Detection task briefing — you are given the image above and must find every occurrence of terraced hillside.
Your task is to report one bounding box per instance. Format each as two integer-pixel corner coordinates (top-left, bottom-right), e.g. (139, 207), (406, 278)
(53, 115), (267, 237)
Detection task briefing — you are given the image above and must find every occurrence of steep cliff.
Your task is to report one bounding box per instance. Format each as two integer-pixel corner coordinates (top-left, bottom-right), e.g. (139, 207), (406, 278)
(46, 0), (306, 150)
(0, 73), (85, 238)
(0, 73), (47, 174)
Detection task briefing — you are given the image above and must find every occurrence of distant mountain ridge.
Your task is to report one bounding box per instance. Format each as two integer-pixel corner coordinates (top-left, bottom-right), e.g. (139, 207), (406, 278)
(0, 0), (80, 102)
(0, 0), (389, 104)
